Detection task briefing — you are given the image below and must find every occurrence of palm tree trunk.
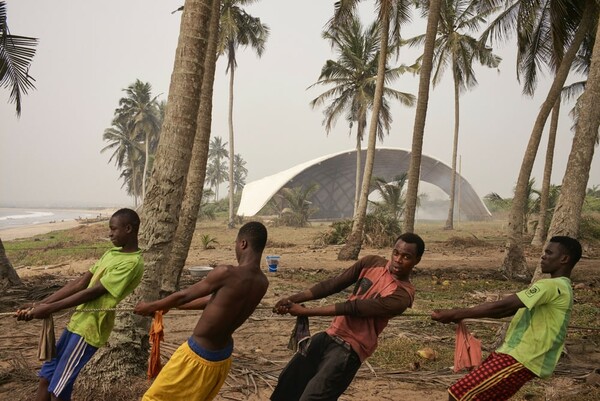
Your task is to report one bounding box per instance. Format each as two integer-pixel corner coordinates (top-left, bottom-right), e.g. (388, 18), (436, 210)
(531, 15), (600, 282)
(353, 115), (366, 219)
(338, 4), (390, 261)
(403, 0), (441, 233)
(531, 100), (560, 246)
(77, 0), (213, 393)
(142, 132), (149, 201)
(445, 63), (460, 230)
(501, 3), (594, 280)
(228, 53), (236, 229)
(163, 0), (220, 295)
(0, 238), (21, 287)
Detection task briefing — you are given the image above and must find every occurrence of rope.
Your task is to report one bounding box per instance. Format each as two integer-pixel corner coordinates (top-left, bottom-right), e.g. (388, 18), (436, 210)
(2, 308), (599, 332)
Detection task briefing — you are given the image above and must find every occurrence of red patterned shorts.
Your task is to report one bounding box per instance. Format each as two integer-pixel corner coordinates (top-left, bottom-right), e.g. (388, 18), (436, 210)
(449, 352), (536, 401)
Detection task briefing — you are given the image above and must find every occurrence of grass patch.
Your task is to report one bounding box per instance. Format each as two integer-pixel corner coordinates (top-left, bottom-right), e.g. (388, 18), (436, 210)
(370, 335), (454, 371)
(5, 224), (110, 266)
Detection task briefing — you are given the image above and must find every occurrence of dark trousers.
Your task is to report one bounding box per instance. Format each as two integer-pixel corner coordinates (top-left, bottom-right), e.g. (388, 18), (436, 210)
(270, 332), (361, 401)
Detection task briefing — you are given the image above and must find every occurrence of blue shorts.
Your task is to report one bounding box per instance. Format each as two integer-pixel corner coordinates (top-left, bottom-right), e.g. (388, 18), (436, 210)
(38, 329), (98, 401)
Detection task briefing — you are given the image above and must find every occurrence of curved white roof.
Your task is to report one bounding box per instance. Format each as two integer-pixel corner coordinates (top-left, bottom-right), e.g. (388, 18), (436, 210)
(237, 147), (490, 220)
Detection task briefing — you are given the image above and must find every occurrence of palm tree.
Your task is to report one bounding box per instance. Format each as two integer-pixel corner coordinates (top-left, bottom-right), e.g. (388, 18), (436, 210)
(477, 0), (597, 278)
(208, 136), (229, 199)
(218, 0), (269, 228)
(537, 15), (600, 281)
(369, 173), (409, 221)
(233, 153), (248, 193)
(0, 0), (37, 287)
(101, 118), (144, 205)
(403, 0), (442, 234)
(206, 158), (228, 200)
(276, 183), (320, 227)
(333, 0), (415, 260)
(114, 79), (161, 201)
(0, 1), (37, 117)
(78, 0), (216, 390)
(405, 0), (501, 230)
(309, 16), (416, 218)
(166, 0), (222, 294)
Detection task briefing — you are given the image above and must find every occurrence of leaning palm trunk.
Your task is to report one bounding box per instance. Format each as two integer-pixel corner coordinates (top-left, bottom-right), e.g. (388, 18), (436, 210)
(228, 54), (236, 229)
(77, 0), (213, 394)
(531, 101), (560, 246)
(353, 114), (366, 219)
(403, 0), (441, 233)
(445, 63), (460, 230)
(501, 5), (594, 280)
(354, 135), (362, 219)
(532, 17), (600, 282)
(164, 0), (220, 295)
(338, 5), (390, 261)
(0, 238), (21, 287)
(143, 131), (149, 201)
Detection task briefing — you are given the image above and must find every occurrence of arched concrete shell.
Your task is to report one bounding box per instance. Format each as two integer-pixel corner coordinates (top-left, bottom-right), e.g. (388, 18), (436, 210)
(237, 148), (491, 220)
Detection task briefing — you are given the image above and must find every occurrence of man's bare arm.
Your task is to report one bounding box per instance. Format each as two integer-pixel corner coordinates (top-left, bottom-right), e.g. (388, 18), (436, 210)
(431, 294), (525, 324)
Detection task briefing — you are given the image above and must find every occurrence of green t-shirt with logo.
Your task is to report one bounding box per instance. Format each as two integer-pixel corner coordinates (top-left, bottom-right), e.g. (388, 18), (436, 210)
(67, 248), (144, 348)
(496, 277), (572, 378)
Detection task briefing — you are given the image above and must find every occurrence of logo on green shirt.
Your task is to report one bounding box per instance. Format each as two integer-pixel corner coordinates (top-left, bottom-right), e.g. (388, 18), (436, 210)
(524, 285), (540, 297)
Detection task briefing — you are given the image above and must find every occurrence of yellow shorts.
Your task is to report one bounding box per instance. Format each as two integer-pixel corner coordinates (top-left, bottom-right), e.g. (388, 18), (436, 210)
(142, 341), (232, 401)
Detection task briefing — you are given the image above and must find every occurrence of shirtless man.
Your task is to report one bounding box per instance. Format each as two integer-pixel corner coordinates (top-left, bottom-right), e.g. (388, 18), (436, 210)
(134, 221), (269, 401)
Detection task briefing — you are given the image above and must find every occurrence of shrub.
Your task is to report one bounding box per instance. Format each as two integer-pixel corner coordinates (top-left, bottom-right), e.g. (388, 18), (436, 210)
(313, 214), (401, 248)
(199, 234), (219, 250)
(580, 212), (600, 241)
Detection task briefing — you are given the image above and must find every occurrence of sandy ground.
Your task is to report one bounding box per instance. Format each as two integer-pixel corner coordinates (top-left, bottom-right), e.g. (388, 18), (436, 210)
(1, 221), (599, 401)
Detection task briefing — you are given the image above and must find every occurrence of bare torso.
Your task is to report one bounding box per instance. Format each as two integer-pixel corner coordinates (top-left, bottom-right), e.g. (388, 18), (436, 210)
(192, 263), (268, 350)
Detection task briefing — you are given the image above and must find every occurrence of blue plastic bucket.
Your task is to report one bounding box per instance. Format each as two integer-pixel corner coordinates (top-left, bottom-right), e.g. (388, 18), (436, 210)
(266, 255), (281, 272)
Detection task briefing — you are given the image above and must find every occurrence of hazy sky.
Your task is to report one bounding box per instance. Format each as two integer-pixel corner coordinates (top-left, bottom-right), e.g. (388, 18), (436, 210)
(1, 1), (598, 208)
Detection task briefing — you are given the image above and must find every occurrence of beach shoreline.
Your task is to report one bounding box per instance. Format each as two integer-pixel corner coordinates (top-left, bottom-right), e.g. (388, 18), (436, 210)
(0, 208), (115, 241)
(0, 220), (84, 241)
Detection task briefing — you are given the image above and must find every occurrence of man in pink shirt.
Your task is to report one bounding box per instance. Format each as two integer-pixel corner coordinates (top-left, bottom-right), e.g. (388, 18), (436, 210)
(271, 232), (424, 401)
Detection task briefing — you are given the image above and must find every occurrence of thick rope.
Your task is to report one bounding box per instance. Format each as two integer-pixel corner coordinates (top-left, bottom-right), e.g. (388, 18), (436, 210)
(2, 309), (599, 331)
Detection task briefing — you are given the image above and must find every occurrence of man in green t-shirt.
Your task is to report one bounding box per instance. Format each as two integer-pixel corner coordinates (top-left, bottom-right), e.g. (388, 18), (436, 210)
(16, 208), (144, 401)
(431, 236), (582, 401)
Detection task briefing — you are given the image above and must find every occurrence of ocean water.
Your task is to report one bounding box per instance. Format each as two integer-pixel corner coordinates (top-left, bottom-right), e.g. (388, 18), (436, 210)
(0, 208), (99, 230)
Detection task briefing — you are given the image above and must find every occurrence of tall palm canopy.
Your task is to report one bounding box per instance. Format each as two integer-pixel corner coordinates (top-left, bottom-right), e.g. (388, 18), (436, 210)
(218, 0), (269, 228)
(309, 15), (416, 216)
(0, 1), (37, 116)
(404, 0), (501, 229)
(331, 0), (415, 260)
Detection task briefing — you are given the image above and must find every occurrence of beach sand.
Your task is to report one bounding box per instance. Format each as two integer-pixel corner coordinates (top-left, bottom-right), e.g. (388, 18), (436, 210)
(0, 220), (84, 241)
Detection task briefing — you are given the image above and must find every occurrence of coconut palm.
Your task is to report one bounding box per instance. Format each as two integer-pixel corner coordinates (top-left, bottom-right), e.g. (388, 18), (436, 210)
(405, 0), (501, 230)
(114, 79), (161, 201)
(310, 16), (416, 218)
(276, 183), (320, 227)
(208, 136), (229, 199)
(478, 0), (597, 278)
(206, 158), (228, 200)
(403, 0), (443, 233)
(101, 118), (144, 205)
(0, 0), (37, 287)
(369, 173), (409, 221)
(78, 0), (216, 391)
(537, 17), (600, 282)
(333, 0), (415, 260)
(167, 0), (221, 294)
(218, 0), (269, 228)
(0, 1), (37, 117)
(233, 153), (247, 193)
